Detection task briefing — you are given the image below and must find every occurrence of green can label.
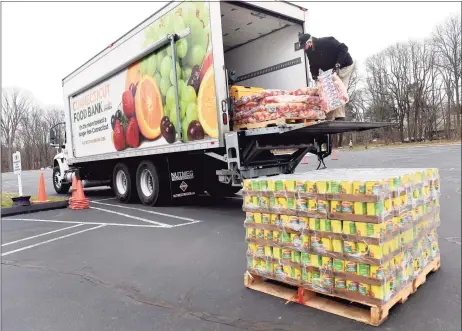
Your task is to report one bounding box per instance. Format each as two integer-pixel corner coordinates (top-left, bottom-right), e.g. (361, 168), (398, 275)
(291, 251), (301, 263)
(348, 281), (358, 292)
(325, 219), (332, 232)
(333, 259), (344, 272)
(275, 180), (284, 192)
(260, 180), (268, 191)
(358, 264), (370, 277)
(330, 181), (341, 193)
(349, 222), (357, 235)
(282, 232), (290, 243)
(335, 279), (346, 289)
(301, 252), (310, 265)
(287, 198), (295, 209)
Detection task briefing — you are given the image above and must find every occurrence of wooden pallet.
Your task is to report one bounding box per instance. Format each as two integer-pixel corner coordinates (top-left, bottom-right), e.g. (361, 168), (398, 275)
(244, 255), (440, 326)
(234, 118), (322, 130)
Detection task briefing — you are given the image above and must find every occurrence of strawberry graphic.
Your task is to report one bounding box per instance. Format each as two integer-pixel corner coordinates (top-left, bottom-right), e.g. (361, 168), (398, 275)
(125, 117), (140, 148)
(113, 120), (126, 151)
(122, 90), (135, 118)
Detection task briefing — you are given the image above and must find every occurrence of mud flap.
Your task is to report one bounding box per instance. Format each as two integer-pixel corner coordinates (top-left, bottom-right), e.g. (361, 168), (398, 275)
(166, 155), (198, 201)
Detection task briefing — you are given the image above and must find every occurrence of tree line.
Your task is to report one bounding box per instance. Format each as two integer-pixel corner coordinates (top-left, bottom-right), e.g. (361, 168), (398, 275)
(1, 88), (64, 172)
(346, 14), (461, 144)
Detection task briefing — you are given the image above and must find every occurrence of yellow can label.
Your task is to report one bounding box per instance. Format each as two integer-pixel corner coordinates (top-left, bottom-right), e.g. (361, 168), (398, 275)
(331, 220), (343, 233)
(355, 222), (367, 236)
(247, 228), (256, 239)
(309, 218), (320, 231)
(291, 233), (302, 247)
(273, 231), (280, 243)
(357, 242), (369, 256)
(315, 181), (328, 194)
(297, 198), (308, 211)
(256, 229), (265, 240)
(259, 196), (270, 208)
(285, 180), (296, 192)
(264, 246), (273, 257)
(290, 267), (301, 280)
(366, 181), (381, 195)
(340, 181), (353, 194)
(247, 243), (256, 255)
(282, 249), (292, 259)
(320, 219), (332, 232)
(330, 200), (342, 213)
(254, 213), (262, 223)
(277, 197), (287, 209)
(368, 245), (383, 259)
(322, 257), (333, 270)
(310, 254), (321, 267)
(354, 202), (366, 215)
(306, 181), (315, 193)
(370, 285), (385, 300)
(273, 247), (282, 259)
(321, 238), (332, 251)
(353, 181), (366, 194)
(306, 200), (315, 212)
(264, 230), (273, 241)
(332, 239), (343, 253)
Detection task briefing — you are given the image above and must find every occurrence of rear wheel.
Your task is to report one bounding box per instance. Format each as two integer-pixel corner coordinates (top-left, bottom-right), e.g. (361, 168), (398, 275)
(113, 162), (136, 202)
(135, 160), (160, 206)
(53, 166), (70, 194)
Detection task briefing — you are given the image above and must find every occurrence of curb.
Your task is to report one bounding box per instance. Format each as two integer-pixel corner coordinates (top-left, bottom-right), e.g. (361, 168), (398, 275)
(1, 200), (69, 217)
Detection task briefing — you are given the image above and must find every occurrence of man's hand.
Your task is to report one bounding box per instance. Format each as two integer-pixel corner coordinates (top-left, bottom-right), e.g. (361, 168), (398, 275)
(333, 63), (340, 75)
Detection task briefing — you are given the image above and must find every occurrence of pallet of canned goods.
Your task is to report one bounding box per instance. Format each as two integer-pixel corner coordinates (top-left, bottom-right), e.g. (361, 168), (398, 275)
(242, 168), (441, 326)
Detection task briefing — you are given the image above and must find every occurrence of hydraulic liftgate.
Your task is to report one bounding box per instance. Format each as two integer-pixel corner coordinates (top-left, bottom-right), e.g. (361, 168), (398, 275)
(226, 121), (392, 180)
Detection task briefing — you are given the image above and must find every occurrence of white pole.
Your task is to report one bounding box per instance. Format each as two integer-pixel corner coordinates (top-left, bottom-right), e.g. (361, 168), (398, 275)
(17, 173), (23, 197)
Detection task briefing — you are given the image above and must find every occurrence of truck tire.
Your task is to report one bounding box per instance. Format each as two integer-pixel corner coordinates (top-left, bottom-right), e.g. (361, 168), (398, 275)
(135, 160), (160, 206)
(113, 162), (136, 202)
(53, 166), (70, 194)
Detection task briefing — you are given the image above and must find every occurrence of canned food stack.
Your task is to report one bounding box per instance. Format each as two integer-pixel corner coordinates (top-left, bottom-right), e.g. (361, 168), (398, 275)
(243, 168), (440, 305)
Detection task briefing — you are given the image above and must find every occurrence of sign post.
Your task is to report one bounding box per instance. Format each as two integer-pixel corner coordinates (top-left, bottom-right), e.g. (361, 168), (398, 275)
(12, 151), (23, 196)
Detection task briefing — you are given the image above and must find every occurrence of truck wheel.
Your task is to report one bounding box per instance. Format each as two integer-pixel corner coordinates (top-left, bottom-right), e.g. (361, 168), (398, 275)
(136, 161), (160, 206)
(113, 162), (136, 202)
(53, 166), (70, 194)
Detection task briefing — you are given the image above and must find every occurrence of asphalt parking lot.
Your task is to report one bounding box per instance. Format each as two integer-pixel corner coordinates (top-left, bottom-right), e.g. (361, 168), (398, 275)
(2, 144), (461, 331)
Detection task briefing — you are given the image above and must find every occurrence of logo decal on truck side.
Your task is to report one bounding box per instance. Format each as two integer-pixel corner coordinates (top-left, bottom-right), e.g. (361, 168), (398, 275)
(171, 170), (194, 181)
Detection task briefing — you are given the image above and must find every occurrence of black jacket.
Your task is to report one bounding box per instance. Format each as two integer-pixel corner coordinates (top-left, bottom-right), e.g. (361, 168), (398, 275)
(304, 37), (353, 79)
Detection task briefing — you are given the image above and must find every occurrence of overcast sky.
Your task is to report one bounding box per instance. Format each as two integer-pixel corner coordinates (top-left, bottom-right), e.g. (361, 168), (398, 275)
(2, 1), (460, 107)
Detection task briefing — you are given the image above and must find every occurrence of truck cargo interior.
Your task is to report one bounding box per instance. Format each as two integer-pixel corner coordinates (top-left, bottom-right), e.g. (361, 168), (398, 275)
(220, 2), (308, 90)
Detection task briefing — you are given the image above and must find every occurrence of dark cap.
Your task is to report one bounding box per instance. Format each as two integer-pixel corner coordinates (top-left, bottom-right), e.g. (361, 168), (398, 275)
(298, 33), (311, 47)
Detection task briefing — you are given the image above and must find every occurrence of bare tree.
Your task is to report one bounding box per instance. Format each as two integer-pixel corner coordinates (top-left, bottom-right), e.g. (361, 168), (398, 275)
(1, 88), (32, 171)
(432, 14), (461, 137)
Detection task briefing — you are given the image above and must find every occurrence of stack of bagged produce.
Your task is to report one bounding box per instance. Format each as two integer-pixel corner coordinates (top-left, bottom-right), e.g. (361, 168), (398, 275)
(233, 69), (349, 126)
(243, 168), (440, 305)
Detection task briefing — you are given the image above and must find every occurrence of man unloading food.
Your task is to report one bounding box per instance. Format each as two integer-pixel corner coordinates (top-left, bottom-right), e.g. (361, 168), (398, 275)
(298, 33), (354, 121)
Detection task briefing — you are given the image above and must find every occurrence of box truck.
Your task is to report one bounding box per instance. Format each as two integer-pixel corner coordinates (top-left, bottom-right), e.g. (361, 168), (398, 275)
(50, 1), (387, 205)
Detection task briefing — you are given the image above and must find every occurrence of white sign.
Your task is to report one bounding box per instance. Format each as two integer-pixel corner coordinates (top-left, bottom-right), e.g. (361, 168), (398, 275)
(12, 151), (23, 196)
(13, 152), (22, 174)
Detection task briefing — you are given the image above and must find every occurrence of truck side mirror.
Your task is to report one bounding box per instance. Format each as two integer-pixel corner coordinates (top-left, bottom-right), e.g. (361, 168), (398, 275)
(49, 128), (57, 145)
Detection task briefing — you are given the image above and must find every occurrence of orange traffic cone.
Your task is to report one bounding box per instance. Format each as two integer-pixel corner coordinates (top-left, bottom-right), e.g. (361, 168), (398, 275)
(70, 175), (78, 199)
(34, 172), (49, 202)
(332, 149), (338, 160)
(69, 179), (89, 210)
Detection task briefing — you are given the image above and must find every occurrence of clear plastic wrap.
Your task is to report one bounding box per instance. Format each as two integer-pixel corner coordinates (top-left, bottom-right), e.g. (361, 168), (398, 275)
(243, 168), (440, 304)
(234, 103), (326, 124)
(317, 69), (350, 112)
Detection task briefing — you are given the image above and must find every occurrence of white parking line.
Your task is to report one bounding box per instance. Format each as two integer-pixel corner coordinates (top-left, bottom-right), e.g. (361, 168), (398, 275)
(89, 206), (172, 227)
(91, 197), (117, 202)
(2, 224), (84, 247)
(1, 224), (106, 257)
(91, 201), (202, 225)
(3, 218), (164, 228)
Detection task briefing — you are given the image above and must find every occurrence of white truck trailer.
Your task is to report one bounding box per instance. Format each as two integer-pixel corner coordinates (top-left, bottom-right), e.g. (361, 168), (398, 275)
(50, 1), (387, 205)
